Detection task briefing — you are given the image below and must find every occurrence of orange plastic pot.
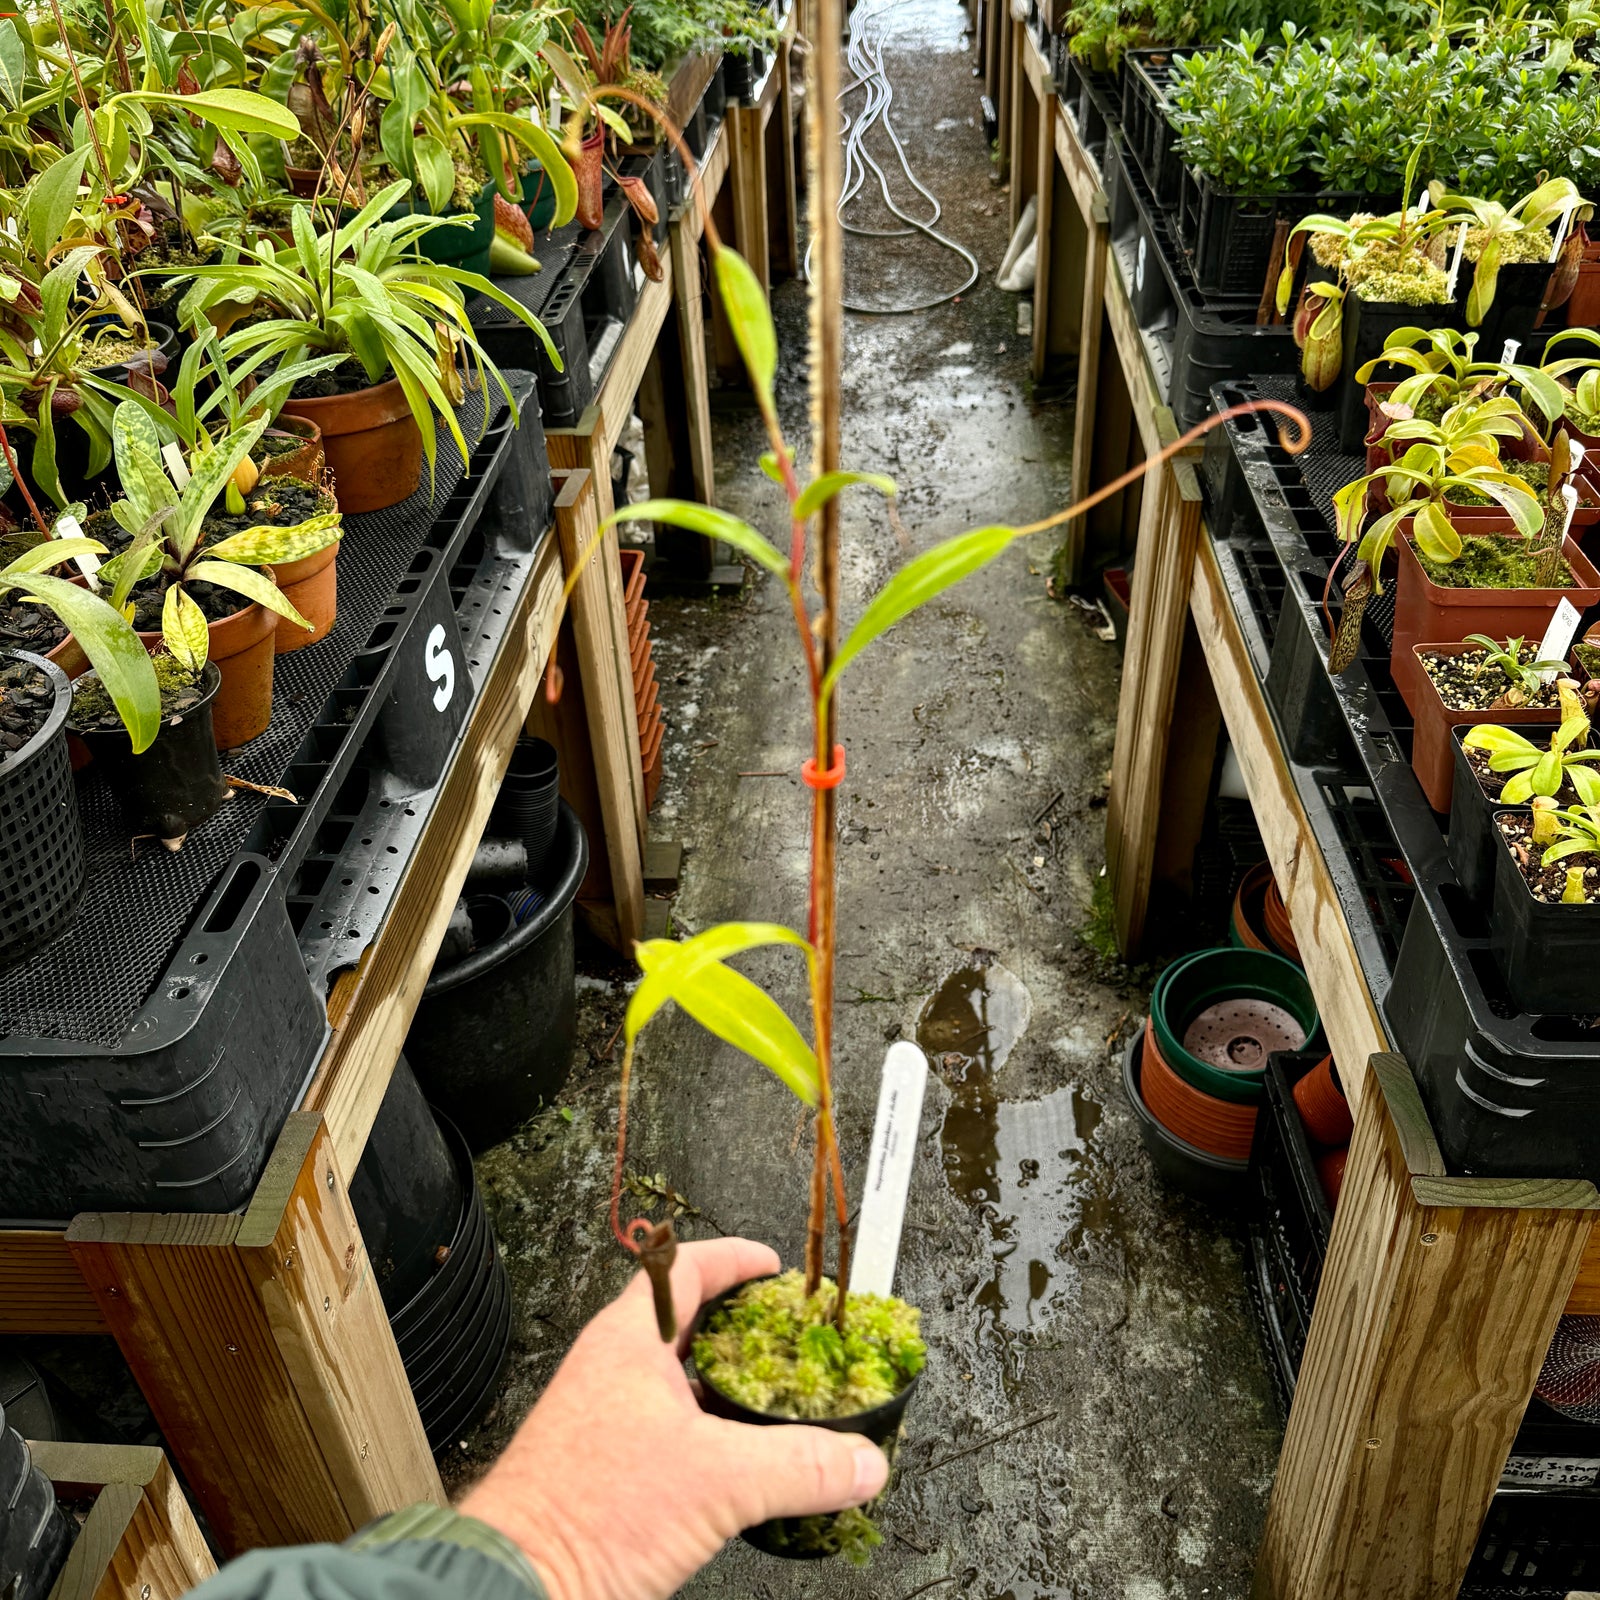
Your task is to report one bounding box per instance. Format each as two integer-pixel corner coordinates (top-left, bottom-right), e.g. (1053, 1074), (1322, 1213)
(255, 414), (325, 484)
(1230, 861), (1273, 952)
(269, 540), (339, 652)
(1139, 1019), (1257, 1161)
(282, 378), (422, 513)
(1292, 1054), (1354, 1146)
(173, 602), (277, 750)
(1262, 878), (1300, 963)
(1317, 1147), (1348, 1208)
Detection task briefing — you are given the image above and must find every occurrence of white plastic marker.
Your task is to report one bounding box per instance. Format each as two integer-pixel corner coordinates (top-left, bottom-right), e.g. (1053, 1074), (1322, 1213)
(1502, 338), (1522, 366)
(1446, 222), (1469, 298)
(1552, 198), (1580, 264)
(848, 1040), (929, 1299)
(161, 441), (192, 489)
(1539, 594), (1582, 684)
(52, 511), (100, 592)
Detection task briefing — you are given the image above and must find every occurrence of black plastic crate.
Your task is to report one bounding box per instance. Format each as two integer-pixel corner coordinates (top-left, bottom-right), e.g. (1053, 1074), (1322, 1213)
(469, 192), (636, 428)
(0, 378), (553, 1225)
(1122, 48), (1193, 208)
(1209, 377), (1600, 1184)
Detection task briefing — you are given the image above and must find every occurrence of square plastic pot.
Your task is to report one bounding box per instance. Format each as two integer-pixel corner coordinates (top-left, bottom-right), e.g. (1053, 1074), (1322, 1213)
(1447, 725), (1528, 905)
(1489, 810), (1600, 1014)
(1338, 290), (1462, 454)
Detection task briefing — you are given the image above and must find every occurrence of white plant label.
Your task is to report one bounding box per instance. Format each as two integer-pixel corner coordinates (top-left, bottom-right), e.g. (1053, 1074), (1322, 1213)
(54, 511), (100, 590)
(848, 1040), (929, 1300)
(1446, 222), (1468, 297)
(161, 442), (192, 488)
(1501, 338), (1521, 365)
(1501, 1454), (1600, 1490)
(425, 622), (455, 711)
(1551, 198), (1580, 263)
(1538, 596), (1582, 682)
(1135, 234), (1146, 294)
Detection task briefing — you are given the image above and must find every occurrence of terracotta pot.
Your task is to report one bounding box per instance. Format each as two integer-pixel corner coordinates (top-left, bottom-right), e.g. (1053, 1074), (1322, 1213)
(1568, 228), (1600, 328)
(1139, 1019), (1257, 1161)
(1230, 861), (1273, 952)
(282, 378), (422, 514)
(575, 130), (605, 232)
(255, 415), (325, 484)
(1292, 1054), (1354, 1147)
(1316, 1146), (1348, 1207)
(268, 539), (338, 652)
(1390, 528), (1600, 714)
(285, 164), (321, 198)
(1262, 878), (1300, 963)
(1408, 640), (1561, 812)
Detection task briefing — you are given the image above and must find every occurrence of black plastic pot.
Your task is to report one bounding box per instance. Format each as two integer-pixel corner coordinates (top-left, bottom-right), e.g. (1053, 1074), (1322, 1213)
(0, 1397), (75, 1600)
(73, 663), (228, 842)
(387, 1112), (511, 1449)
(1489, 811), (1600, 1015)
(1462, 259), (1554, 356)
(1338, 290), (1463, 453)
(1187, 172), (1282, 301)
(490, 735), (561, 878)
(0, 650), (83, 967)
(86, 320), (178, 384)
(405, 801), (587, 1151)
(1121, 1026), (1250, 1199)
(690, 1274), (921, 1560)
(350, 1055), (462, 1313)
(1446, 726), (1527, 906)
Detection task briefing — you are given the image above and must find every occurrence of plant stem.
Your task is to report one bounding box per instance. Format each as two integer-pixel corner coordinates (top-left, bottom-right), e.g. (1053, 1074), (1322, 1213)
(0, 424), (50, 535)
(45, 0), (113, 193)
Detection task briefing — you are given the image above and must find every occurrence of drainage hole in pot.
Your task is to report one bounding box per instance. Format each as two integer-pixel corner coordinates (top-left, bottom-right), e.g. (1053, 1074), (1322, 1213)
(191, 953), (207, 965)
(173, 986), (190, 999)
(1226, 1035), (1265, 1067)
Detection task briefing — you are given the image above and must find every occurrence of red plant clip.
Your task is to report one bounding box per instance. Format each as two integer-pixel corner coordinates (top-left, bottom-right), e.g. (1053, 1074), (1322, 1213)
(801, 745), (846, 790)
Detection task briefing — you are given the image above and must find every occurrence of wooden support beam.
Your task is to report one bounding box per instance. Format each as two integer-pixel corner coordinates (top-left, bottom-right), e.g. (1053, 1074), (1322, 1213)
(0, 1230), (106, 1334)
(34, 1443), (216, 1600)
(730, 98), (772, 291)
(1104, 413), (1203, 958)
(302, 532), (565, 1177)
(545, 469), (646, 950)
(66, 1113), (443, 1557)
(1255, 1054), (1600, 1600)
(770, 40), (800, 279)
(668, 201), (716, 507)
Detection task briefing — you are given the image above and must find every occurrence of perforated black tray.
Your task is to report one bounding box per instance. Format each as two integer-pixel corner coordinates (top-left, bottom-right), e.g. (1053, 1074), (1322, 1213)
(0, 375), (553, 1224)
(1205, 376), (1600, 1184)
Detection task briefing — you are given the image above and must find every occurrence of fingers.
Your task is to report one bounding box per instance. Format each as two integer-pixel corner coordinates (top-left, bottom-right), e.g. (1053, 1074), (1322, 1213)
(697, 1416), (891, 1527)
(617, 1236), (781, 1355)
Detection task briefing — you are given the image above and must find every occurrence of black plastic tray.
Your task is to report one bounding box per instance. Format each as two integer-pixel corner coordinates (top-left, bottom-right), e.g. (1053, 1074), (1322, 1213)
(468, 190), (638, 428)
(0, 377), (554, 1225)
(1206, 375), (1600, 1184)
(1103, 131), (1299, 429)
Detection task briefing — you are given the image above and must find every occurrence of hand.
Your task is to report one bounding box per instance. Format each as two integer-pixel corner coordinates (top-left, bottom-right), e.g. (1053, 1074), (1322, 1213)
(460, 1237), (890, 1600)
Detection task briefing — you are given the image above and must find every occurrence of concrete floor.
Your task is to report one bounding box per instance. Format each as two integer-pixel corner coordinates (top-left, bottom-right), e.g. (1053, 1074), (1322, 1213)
(449, 5), (1283, 1593)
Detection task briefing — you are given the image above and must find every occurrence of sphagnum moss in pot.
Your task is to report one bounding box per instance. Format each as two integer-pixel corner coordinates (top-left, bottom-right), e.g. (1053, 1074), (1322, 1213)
(571, 92), (1311, 1566)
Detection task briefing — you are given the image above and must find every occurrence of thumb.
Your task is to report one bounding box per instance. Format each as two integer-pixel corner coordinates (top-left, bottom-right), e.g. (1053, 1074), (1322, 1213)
(700, 1417), (891, 1527)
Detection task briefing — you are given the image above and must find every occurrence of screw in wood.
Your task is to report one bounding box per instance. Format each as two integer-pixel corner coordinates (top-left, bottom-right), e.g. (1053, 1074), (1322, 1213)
(1364, 1438), (1380, 1449)
(323, 1296), (331, 1312)
(327, 1169), (336, 1191)
(1421, 1233), (1439, 1245)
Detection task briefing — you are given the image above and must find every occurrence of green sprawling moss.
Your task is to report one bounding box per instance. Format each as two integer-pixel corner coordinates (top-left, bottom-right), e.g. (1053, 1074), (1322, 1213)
(693, 1270), (924, 1421)
(1416, 533), (1572, 590)
(1465, 226), (1554, 264)
(757, 1507), (883, 1566)
(71, 653), (198, 723)
(1347, 238), (1449, 306)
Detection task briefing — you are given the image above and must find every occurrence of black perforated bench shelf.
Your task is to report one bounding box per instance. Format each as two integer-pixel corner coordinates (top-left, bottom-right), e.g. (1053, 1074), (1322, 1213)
(0, 376), (553, 1225)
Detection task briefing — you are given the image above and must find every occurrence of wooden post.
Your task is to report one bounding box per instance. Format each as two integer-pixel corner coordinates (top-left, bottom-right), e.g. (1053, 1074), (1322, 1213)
(1104, 411), (1203, 956)
(66, 1113), (443, 1557)
(33, 1443), (216, 1600)
(668, 212), (715, 506)
(1006, 20), (1034, 236)
(730, 98), (772, 291)
(1255, 1055), (1600, 1600)
(770, 39), (800, 278)
(545, 468), (646, 950)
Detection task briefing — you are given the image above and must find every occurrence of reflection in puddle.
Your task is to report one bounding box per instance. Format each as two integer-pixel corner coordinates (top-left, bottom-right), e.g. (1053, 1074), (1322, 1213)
(919, 964), (1115, 1338)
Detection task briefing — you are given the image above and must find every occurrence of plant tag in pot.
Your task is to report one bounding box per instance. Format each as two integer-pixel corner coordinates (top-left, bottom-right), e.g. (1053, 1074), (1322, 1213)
(849, 1041), (928, 1299)
(1502, 338), (1521, 364)
(53, 512), (100, 590)
(1538, 596), (1583, 683)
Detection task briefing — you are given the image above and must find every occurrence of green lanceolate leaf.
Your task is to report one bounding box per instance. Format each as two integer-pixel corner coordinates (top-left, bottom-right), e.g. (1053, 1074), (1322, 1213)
(1466, 237), (1502, 328)
(520, 126), (576, 228)
(187, 560), (310, 628)
(711, 247), (777, 406)
(629, 921), (816, 1045)
(162, 581), (209, 675)
(632, 924), (819, 1105)
(28, 146), (92, 258)
(1411, 499), (1463, 564)
(824, 525), (1018, 699)
(122, 88), (300, 140)
(0, 19), (27, 109)
(607, 501), (789, 580)
(19, 573), (160, 753)
(793, 471), (898, 521)
(0, 538), (105, 584)
(201, 513), (342, 566)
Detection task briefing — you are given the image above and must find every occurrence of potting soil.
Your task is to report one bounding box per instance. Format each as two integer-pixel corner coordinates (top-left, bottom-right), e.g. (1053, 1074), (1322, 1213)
(0, 662), (53, 753)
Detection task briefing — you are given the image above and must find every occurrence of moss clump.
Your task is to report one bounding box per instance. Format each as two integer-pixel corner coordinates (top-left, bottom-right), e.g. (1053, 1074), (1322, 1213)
(693, 1270), (923, 1420)
(84, 329), (161, 370)
(1348, 238), (1449, 306)
(1574, 641), (1600, 680)
(756, 1506), (882, 1566)
(1416, 533), (1573, 590)
(70, 654), (199, 726)
(1465, 227), (1554, 264)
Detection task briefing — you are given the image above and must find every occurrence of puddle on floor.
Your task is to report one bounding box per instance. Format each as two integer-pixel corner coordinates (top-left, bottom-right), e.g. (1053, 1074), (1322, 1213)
(919, 963), (1120, 1352)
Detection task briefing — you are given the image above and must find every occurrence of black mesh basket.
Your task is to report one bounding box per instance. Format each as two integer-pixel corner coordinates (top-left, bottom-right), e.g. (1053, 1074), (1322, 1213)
(0, 650), (83, 968)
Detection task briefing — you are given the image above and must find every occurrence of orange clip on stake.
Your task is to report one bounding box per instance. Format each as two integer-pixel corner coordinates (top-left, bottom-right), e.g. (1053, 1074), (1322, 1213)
(801, 745), (846, 790)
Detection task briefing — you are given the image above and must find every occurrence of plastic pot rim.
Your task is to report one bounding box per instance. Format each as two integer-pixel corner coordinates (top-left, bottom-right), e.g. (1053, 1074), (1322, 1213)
(68, 659), (222, 744)
(0, 648), (71, 774)
(424, 801), (588, 995)
(1121, 1024), (1249, 1174)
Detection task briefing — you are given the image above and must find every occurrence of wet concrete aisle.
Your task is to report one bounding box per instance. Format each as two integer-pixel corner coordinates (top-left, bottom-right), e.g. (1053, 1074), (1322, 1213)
(451, 3), (1282, 1593)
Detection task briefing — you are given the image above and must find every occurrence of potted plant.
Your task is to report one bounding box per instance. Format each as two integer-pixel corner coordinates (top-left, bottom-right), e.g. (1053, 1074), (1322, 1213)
(178, 183), (560, 513)
(90, 404), (339, 746)
(1488, 797), (1600, 1011)
(1409, 633), (1568, 810)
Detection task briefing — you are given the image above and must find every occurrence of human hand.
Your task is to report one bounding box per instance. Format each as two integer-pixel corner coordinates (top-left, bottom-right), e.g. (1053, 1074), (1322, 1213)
(460, 1237), (890, 1600)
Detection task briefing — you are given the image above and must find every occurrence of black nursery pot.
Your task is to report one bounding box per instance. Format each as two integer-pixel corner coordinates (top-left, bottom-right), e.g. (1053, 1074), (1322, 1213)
(0, 649), (83, 966)
(404, 801), (588, 1152)
(1488, 810), (1600, 1014)
(74, 662), (229, 842)
(1460, 259), (1554, 356)
(490, 735), (561, 879)
(1337, 290), (1463, 453)
(1446, 726), (1528, 905)
(689, 1275), (923, 1561)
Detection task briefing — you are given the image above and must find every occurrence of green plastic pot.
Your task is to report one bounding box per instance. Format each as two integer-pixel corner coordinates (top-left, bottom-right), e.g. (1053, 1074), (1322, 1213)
(384, 180), (497, 276)
(520, 162), (559, 230)
(1150, 947), (1320, 1105)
